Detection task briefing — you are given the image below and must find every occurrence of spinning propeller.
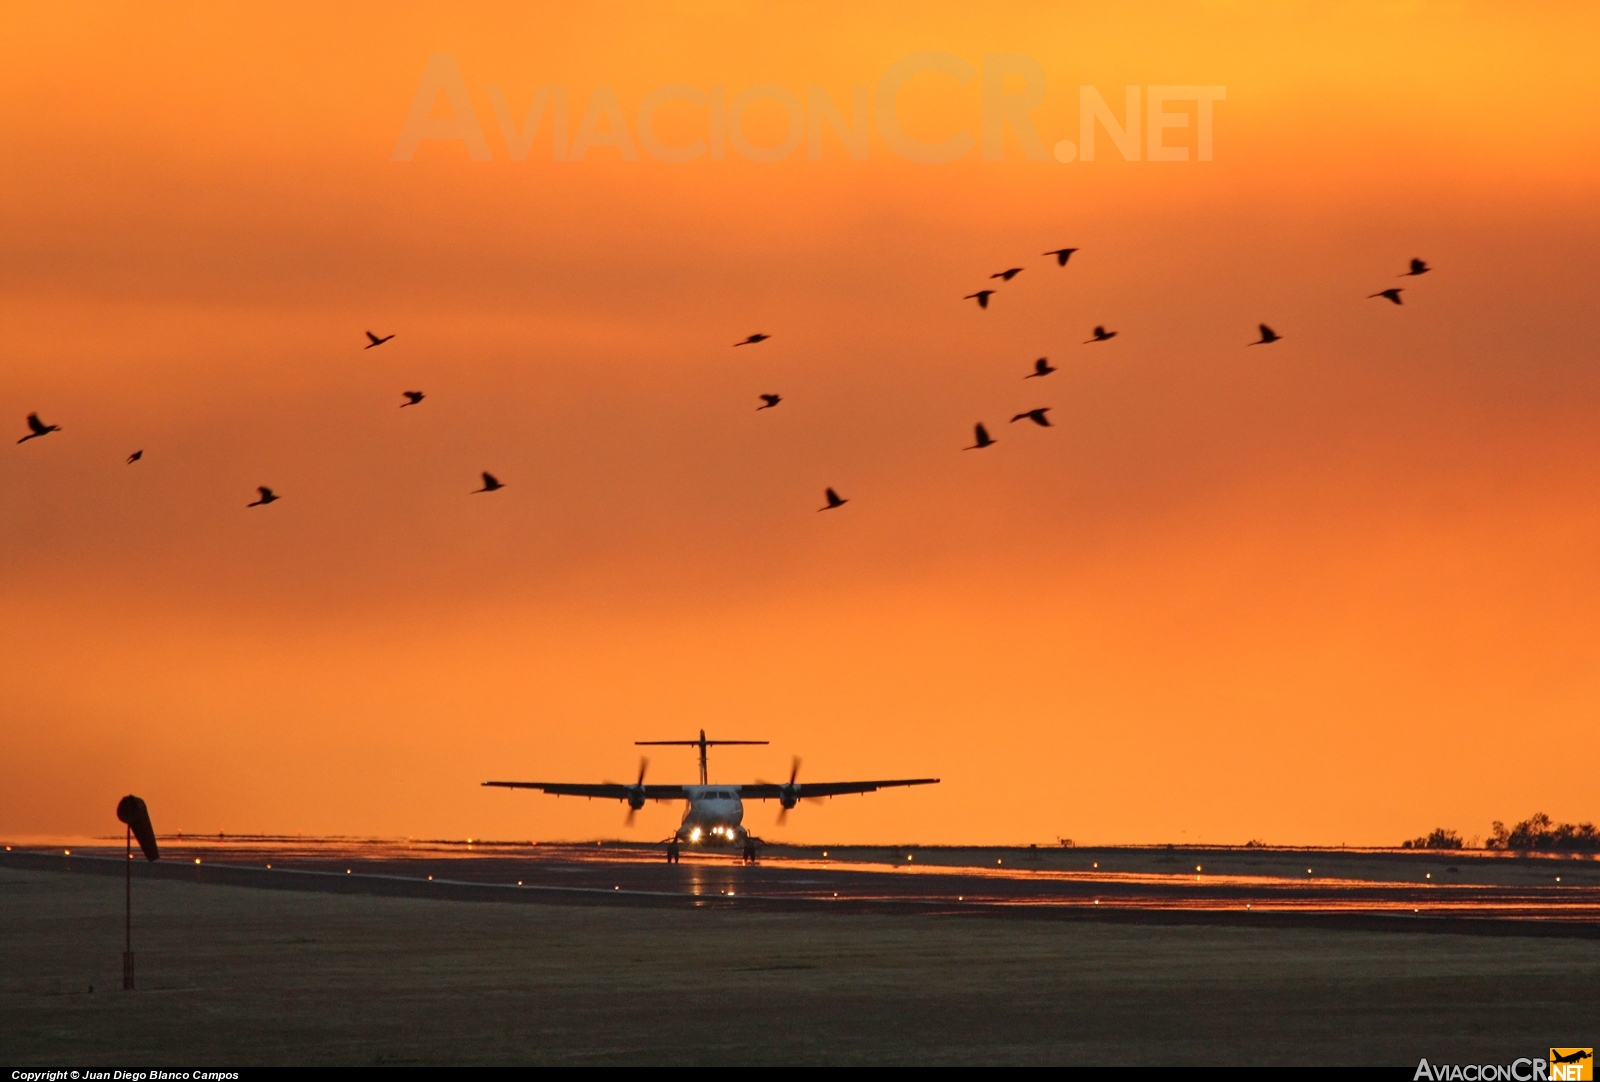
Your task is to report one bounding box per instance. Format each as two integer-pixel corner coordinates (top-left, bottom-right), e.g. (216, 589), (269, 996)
(624, 757), (648, 825)
(773, 757), (820, 825)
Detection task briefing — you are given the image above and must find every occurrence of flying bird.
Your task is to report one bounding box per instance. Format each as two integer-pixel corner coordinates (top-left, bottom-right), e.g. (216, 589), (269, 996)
(991, 268), (1024, 281)
(1010, 408), (1051, 427)
(247, 486), (279, 507)
(818, 487), (848, 511)
(1025, 357), (1056, 378)
(1043, 247), (1078, 266)
(965, 290), (996, 309)
(1369, 288), (1404, 305)
(965, 423), (997, 450)
(734, 333), (770, 346)
(1401, 258), (1430, 277)
(400, 391), (425, 407)
(1250, 323), (1282, 345)
(365, 331), (395, 349)
(126, 450), (143, 464)
(17, 413), (60, 443)
(1084, 326), (1117, 343)
(757, 394), (781, 410)
(473, 472), (504, 493)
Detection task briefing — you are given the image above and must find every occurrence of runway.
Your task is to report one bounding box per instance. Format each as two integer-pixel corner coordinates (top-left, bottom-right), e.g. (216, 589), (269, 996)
(8, 841), (1600, 1063)
(6, 837), (1598, 935)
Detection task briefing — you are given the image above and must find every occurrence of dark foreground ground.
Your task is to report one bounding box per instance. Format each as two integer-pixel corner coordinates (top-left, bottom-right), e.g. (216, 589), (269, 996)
(3, 848), (1598, 1066)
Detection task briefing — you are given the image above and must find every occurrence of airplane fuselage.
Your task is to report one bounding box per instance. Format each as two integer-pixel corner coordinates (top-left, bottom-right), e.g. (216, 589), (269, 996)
(677, 785), (747, 845)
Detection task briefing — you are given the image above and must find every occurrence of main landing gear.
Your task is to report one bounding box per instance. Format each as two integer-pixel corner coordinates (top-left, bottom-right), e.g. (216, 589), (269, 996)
(742, 839), (757, 865)
(665, 839), (680, 864)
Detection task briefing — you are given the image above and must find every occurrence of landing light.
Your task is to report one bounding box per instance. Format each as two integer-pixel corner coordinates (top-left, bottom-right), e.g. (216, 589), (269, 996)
(195, 858), (201, 864)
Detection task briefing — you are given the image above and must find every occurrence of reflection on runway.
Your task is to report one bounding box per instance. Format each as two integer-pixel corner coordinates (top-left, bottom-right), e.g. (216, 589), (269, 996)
(6, 836), (1598, 931)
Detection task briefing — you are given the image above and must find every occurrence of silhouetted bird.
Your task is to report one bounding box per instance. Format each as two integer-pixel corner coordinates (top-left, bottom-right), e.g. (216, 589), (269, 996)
(17, 413), (60, 443)
(400, 391), (425, 407)
(965, 423), (996, 450)
(1401, 258), (1430, 277)
(1043, 247), (1078, 266)
(365, 331), (395, 349)
(1369, 288), (1404, 305)
(991, 268), (1024, 281)
(819, 487), (848, 511)
(1084, 326), (1117, 343)
(757, 394), (781, 410)
(247, 486), (279, 507)
(1011, 408), (1051, 427)
(1025, 357), (1056, 378)
(126, 450), (143, 464)
(734, 334), (770, 346)
(473, 471), (504, 493)
(965, 290), (995, 309)
(1250, 324), (1282, 345)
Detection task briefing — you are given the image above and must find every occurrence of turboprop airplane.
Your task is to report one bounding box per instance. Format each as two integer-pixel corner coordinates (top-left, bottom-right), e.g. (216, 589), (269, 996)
(482, 730), (938, 860)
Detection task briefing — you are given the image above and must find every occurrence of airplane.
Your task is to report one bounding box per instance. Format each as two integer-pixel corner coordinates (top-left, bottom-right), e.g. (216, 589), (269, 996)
(482, 730), (938, 860)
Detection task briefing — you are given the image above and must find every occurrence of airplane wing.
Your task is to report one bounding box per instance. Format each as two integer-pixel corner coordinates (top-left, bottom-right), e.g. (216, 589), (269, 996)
(481, 781), (689, 801)
(738, 778), (938, 799)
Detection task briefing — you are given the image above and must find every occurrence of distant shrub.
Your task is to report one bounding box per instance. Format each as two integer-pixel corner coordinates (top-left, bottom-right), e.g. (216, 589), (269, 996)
(1243, 839), (1267, 848)
(1486, 813), (1600, 852)
(1401, 828), (1464, 850)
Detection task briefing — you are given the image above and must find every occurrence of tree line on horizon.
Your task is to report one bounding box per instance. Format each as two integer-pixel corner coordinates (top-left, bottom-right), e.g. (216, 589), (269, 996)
(1401, 813), (1599, 852)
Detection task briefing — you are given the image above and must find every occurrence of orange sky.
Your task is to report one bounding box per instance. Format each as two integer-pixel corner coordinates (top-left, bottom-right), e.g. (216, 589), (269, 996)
(4, 3), (1599, 846)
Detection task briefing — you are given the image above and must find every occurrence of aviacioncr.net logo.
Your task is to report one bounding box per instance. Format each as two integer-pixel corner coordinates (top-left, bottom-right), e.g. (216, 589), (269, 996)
(1414, 1050), (1592, 1081)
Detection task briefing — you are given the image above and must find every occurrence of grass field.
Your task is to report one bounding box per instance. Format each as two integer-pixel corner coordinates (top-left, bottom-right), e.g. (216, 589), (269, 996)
(3, 866), (1597, 1065)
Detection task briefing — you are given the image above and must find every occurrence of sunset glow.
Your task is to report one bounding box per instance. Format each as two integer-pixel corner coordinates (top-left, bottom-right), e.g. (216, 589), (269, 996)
(3, 3), (1598, 847)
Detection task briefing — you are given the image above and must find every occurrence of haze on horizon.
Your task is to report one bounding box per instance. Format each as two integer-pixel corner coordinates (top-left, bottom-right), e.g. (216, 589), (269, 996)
(3, 3), (1598, 847)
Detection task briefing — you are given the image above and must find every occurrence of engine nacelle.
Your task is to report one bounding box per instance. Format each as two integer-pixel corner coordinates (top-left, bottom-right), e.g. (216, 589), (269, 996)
(628, 787), (646, 811)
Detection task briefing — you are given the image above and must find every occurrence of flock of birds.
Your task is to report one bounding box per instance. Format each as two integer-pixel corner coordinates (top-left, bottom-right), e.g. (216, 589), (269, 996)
(15, 255), (1433, 513)
(750, 250), (1430, 511)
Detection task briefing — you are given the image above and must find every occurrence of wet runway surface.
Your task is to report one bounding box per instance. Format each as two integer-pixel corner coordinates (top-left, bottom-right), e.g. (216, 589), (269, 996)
(7, 837), (1599, 935)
